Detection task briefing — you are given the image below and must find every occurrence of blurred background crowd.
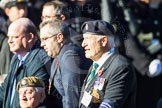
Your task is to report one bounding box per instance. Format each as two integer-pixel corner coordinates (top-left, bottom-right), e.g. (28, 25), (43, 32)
(0, 0), (162, 108)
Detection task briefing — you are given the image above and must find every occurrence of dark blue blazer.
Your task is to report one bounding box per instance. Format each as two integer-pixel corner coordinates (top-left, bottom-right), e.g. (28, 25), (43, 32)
(50, 42), (91, 108)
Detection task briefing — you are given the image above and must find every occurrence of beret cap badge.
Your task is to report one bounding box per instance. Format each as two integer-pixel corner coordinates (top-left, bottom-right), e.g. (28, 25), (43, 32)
(17, 76), (45, 91)
(81, 20), (115, 36)
(85, 24), (88, 30)
(21, 79), (28, 86)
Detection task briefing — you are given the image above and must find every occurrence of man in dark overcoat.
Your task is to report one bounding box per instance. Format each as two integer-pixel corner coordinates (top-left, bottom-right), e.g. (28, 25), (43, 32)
(0, 18), (51, 108)
(79, 20), (137, 108)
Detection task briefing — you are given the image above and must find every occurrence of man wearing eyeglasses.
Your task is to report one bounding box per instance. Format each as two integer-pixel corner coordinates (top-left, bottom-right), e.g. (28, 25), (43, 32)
(39, 19), (90, 108)
(41, 1), (69, 22)
(0, 18), (51, 108)
(41, 0), (87, 49)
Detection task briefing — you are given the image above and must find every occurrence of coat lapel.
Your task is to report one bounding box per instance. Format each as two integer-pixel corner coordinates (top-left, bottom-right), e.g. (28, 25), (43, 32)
(85, 54), (117, 92)
(48, 58), (59, 95)
(79, 54), (117, 107)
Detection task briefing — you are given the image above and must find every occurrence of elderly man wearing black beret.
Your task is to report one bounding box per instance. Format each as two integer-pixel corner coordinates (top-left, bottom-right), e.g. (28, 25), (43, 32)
(79, 20), (137, 108)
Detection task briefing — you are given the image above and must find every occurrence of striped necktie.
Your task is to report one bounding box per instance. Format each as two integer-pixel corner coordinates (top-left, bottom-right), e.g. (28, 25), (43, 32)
(86, 63), (99, 84)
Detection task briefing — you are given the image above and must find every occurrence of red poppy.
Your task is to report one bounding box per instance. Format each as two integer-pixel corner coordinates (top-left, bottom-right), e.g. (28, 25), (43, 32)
(98, 70), (102, 76)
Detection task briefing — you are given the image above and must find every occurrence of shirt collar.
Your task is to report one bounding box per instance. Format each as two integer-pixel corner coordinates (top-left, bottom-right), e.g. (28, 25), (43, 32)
(18, 52), (30, 65)
(94, 48), (114, 71)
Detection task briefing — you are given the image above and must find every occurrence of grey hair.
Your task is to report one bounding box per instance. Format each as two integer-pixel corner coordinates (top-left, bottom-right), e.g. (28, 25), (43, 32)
(35, 87), (45, 93)
(96, 35), (116, 48)
(107, 35), (116, 47)
(22, 19), (38, 37)
(39, 19), (70, 39)
(34, 87), (46, 103)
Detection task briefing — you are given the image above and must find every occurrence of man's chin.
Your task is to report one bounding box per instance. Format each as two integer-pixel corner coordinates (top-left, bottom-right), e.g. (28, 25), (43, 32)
(47, 53), (54, 58)
(10, 50), (16, 54)
(85, 54), (91, 59)
(20, 102), (29, 108)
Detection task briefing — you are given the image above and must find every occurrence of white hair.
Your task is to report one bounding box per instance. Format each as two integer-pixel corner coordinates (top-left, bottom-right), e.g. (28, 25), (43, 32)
(35, 87), (45, 93)
(96, 34), (115, 48)
(107, 35), (115, 48)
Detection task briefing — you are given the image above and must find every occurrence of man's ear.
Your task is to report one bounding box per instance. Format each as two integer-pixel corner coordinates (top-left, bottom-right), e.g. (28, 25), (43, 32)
(27, 33), (35, 43)
(101, 36), (108, 47)
(40, 91), (46, 103)
(19, 8), (26, 17)
(60, 14), (66, 21)
(56, 33), (64, 43)
(4, 8), (10, 17)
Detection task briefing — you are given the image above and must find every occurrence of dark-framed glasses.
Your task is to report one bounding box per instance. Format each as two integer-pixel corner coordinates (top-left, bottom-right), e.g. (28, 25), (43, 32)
(41, 15), (60, 21)
(40, 33), (58, 42)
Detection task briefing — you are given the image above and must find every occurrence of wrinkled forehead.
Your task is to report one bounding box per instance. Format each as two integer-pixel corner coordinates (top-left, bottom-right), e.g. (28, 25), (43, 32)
(83, 33), (103, 39)
(40, 25), (54, 37)
(42, 5), (57, 15)
(83, 33), (93, 38)
(19, 86), (36, 92)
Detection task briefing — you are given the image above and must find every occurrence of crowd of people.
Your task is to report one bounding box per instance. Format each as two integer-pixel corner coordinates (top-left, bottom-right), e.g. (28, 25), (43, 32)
(0, 0), (162, 108)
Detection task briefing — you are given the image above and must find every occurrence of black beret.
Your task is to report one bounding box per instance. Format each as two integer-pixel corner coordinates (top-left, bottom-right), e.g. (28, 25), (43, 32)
(81, 20), (115, 36)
